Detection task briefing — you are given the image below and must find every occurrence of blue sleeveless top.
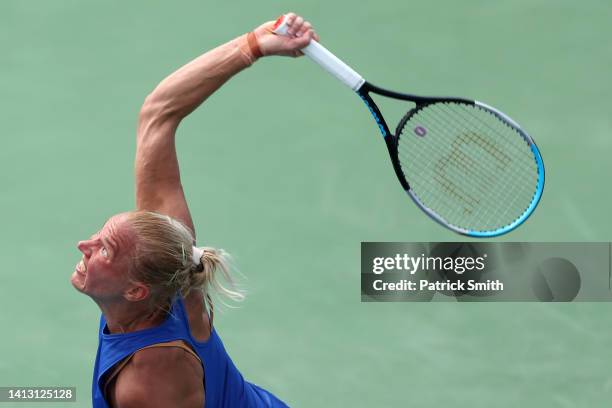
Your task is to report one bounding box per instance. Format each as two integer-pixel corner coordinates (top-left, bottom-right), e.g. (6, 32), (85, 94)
(91, 295), (289, 407)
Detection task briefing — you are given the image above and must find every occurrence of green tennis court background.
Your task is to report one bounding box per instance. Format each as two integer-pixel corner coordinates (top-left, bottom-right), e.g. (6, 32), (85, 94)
(1, 1), (611, 406)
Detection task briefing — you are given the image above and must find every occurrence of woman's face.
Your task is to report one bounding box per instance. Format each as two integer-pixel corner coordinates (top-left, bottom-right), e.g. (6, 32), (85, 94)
(71, 213), (136, 301)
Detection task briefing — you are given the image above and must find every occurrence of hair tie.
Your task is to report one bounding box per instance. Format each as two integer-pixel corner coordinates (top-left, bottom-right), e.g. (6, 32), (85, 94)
(192, 246), (204, 266)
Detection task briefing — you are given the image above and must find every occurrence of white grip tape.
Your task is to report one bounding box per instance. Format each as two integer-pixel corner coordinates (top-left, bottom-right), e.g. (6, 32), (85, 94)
(273, 16), (365, 91)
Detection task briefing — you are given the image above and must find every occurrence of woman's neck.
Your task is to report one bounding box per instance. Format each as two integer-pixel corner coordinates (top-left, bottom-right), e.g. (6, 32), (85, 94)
(97, 299), (168, 334)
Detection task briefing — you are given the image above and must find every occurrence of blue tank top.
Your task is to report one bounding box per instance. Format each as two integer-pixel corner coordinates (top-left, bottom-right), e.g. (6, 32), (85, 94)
(91, 295), (289, 407)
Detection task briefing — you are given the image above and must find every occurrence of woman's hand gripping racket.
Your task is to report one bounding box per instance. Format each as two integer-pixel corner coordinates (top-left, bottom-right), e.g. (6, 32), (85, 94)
(273, 15), (544, 237)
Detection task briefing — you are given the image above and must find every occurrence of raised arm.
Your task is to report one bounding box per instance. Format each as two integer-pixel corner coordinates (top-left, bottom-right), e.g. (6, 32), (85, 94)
(135, 13), (318, 235)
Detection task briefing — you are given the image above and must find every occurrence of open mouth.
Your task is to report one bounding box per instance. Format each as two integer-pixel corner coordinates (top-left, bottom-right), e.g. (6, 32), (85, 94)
(75, 259), (87, 276)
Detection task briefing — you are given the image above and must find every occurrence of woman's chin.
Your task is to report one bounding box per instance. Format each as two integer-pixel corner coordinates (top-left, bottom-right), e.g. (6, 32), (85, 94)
(70, 271), (86, 292)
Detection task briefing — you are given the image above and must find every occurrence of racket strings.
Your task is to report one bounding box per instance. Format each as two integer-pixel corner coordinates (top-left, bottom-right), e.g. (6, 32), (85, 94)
(408, 105), (536, 230)
(444, 103), (532, 161)
(405, 103), (535, 173)
(431, 104), (537, 224)
(396, 102), (539, 232)
(459, 108), (537, 223)
(406, 108), (532, 189)
(398, 141), (531, 230)
(399, 107), (534, 194)
(438, 103), (534, 168)
(401, 106), (536, 227)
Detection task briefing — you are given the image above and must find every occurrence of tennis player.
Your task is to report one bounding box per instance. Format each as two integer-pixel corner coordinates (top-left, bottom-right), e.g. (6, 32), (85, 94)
(71, 13), (317, 408)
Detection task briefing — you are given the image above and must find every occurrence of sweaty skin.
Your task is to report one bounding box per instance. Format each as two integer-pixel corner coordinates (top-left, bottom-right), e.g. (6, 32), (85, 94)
(72, 14), (317, 408)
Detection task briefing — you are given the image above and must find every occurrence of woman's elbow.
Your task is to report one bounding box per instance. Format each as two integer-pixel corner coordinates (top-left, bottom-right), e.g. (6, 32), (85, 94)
(140, 92), (170, 120)
(138, 93), (181, 134)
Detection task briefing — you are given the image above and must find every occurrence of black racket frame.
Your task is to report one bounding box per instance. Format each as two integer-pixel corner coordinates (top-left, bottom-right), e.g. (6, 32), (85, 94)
(357, 81), (474, 193)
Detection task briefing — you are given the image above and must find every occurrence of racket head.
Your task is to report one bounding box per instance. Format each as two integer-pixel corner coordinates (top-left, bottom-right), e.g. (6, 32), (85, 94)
(391, 99), (544, 237)
(357, 82), (545, 237)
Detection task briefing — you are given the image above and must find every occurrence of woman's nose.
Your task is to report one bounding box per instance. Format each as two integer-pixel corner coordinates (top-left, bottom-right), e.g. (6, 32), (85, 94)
(77, 240), (93, 255)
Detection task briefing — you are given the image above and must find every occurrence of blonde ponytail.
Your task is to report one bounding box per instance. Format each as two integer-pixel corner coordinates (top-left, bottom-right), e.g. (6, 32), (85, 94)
(190, 247), (244, 302)
(127, 210), (244, 307)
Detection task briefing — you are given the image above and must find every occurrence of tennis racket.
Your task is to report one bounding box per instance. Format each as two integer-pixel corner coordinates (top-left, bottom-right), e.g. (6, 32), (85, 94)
(273, 15), (544, 237)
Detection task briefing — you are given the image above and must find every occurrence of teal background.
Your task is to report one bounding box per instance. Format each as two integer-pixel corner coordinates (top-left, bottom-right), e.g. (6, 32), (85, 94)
(1, 0), (611, 406)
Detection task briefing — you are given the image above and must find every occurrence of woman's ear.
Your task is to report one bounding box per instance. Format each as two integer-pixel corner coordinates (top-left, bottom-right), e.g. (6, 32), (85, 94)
(124, 282), (150, 302)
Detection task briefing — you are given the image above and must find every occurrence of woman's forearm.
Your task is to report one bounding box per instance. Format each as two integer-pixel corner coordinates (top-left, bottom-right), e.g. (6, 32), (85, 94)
(142, 34), (255, 122)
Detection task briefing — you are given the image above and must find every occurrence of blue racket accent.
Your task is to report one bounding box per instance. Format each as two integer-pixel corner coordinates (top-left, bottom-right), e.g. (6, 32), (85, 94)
(466, 143), (545, 237)
(359, 94), (389, 138)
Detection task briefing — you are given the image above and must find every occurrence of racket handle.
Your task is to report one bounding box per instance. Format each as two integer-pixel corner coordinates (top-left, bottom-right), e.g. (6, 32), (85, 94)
(272, 15), (365, 91)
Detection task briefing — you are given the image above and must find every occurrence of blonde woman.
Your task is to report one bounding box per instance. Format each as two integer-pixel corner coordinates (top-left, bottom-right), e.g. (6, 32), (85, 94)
(71, 13), (318, 408)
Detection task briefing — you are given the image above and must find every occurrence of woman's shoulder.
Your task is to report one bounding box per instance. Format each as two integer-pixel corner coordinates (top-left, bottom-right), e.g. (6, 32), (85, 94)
(130, 341), (203, 372)
(108, 341), (204, 407)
